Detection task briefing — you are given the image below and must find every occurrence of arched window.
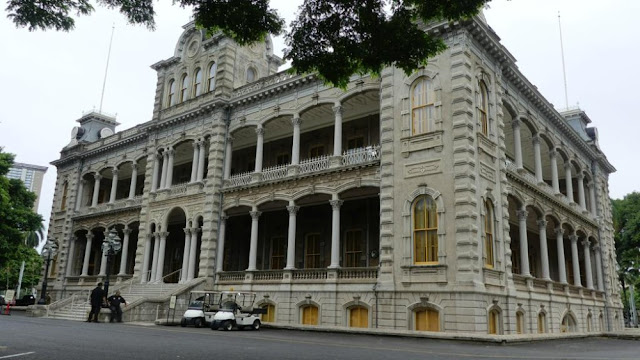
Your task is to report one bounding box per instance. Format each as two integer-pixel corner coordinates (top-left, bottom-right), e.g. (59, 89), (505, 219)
(413, 195), (438, 265)
(411, 77), (435, 135)
(247, 67), (257, 83)
(599, 313), (604, 331)
(60, 181), (68, 210)
(415, 308), (440, 331)
(193, 68), (202, 96)
(586, 313), (593, 332)
(167, 79), (176, 106)
(488, 309), (501, 334)
(484, 200), (494, 268)
(516, 311), (524, 334)
(261, 304), (275, 323)
(208, 62), (217, 92)
(537, 312), (547, 333)
(180, 74), (189, 102)
(561, 313), (577, 333)
(349, 306), (368, 328)
(301, 305), (318, 325)
(478, 80), (489, 135)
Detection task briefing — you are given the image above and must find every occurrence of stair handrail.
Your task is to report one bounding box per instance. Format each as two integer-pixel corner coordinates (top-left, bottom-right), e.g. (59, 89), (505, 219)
(47, 289), (90, 312)
(159, 269), (182, 292)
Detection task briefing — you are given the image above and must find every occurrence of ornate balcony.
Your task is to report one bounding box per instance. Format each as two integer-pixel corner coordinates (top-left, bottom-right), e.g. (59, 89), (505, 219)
(74, 196), (143, 219)
(217, 267), (378, 284)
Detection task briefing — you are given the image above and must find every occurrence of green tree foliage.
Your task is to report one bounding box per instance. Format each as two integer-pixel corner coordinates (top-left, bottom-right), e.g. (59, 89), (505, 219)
(0, 147), (44, 290)
(612, 193), (640, 280)
(5, 0), (487, 87)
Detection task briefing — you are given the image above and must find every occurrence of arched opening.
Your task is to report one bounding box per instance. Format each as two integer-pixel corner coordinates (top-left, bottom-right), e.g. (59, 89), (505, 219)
(301, 305), (319, 325)
(223, 205), (252, 271)
(538, 312), (547, 333)
(561, 313), (577, 333)
(339, 187), (380, 268)
(88, 227), (106, 275)
(296, 194), (332, 269)
(348, 306), (369, 328)
(415, 308), (440, 332)
(516, 311), (525, 334)
(170, 141), (196, 186)
(163, 208), (187, 283)
(261, 303), (275, 323)
(488, 308), (501, 334)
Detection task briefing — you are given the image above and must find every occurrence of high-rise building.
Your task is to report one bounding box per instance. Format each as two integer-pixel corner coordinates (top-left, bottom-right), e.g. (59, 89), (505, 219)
(7, 162), (48, 211)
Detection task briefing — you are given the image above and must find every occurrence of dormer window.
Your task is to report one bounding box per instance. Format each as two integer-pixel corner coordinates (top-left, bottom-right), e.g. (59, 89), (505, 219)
(247, 67), (257, 83)
(208, 62), (217, 92)
(180, 74), (189, 102)
(167, 79), (176, 107)
(193, 68), (202, 97)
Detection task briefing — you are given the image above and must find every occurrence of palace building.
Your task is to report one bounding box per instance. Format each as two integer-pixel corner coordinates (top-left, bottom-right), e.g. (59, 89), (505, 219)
(44, 14), (623, 334)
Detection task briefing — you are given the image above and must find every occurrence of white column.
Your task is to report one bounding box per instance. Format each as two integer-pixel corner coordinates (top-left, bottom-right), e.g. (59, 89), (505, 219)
(538, 220), (550, 280)
(254, 126), (264, 173)
(223, 137), (233, 180)
(75, 179), (85, 210)
(151, 153), (160, 192)
(181, 228), (191, 283)
(582, 239), (594, 289)
(594, 244), (604, 291)
(332, 104), (343, 156)
(533, 135), (543, 182)
(291, 114), (301, 165)
(150, 233), (160, 283)
(81, 233), (93, 276)
(155, 232), (168, 282)
(160, 150), (169, 189)
(188, 228), (199, 280)
(141, 234), (152, 283)
(109, 168), (119, 203)
(285, 203), (299, 270)
(99, 235), (108, 276)
(216, 215), (227, 272)
(565, 163), (574, 203)
(513, 118), (523, 169)
(577, 173), (586, 210)
(517, 210), (530, 276)
(128, 163), (138, 199)
(91, 174), (101, 207)
(589, 182), (597, 216)
(555, 228), (567, 284)
(329, 197), (343, 269)
(190, 141), (199, 183)
(550, 150), (560, 194)
(247, 209), (261, 271)
(196, 140), (206, 181)
(165, 148), (175, 187)
(66, 236), (76, 276)
(569, 235), (582, 286)
(118, 228), (131, 275)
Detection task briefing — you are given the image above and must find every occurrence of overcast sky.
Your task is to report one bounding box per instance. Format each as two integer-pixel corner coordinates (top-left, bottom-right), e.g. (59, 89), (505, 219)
(1, 0), (638, 241)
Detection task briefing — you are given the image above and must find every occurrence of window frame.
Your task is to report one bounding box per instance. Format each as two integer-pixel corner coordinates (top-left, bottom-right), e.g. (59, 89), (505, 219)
(270, 236), (286, 270)
(167, 79), (176, 107)
(304, 233), (322, 269)
(415, 308), (440, 332)
(344, 229), (364, 268)
(207, 62), (217, 92)
(478, 80), (489, 135)
(412, 195), (438, 265)
(180, 74), (189, 103)
(411, 77), (435, 135)
(60, 181), (68, 211)
(484, 200), (495, 268)
(246, 67), (257, 83)
(193, 68), (203, 97)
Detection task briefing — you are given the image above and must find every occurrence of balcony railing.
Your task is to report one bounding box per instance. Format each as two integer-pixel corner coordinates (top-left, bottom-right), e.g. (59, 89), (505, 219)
(299, 155), (331, 174)
(261, 164), (288, 181)
(75, 196), (143, 217)
(342, 145), (380, 166)
(337, 267), (378, 279)
(216, 267), (379, 283)
(504, 159), (574, 209)
(228, 171), (253, 187)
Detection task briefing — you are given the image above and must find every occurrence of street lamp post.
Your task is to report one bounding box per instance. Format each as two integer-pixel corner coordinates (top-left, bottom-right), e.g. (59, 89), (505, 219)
(102, 228), (122, 297)
(38, 240), (58, 305)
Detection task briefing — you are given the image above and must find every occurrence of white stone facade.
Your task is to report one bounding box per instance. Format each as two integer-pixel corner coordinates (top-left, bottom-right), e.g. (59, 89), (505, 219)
(45, 17), (623, 334)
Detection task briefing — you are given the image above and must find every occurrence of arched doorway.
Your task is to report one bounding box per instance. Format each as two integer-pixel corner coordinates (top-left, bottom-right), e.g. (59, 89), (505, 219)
(164, 208), (186, 283)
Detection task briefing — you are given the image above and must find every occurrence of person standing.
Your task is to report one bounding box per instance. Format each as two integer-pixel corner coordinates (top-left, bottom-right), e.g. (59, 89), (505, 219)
(107, 290), (127, 323)
(87, 282), (105, 323)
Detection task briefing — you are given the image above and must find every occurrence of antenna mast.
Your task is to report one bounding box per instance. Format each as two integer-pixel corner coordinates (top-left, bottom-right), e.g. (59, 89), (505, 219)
(99, 24), (115, 114)
(558, 12), (569, 109)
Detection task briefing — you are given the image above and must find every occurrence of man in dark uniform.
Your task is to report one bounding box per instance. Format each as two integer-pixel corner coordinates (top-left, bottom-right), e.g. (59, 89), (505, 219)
(107, 290), (127, 323)
(87, 282), (105, 323)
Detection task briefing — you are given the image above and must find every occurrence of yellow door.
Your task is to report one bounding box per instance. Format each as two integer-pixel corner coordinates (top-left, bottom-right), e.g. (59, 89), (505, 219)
(261, 304), (275, 323)
(488, 310), (499, 334)
(516, 312), (524, 334)
(302, 306), (318, 325)
(415, 309), (439, 332)
(349, 307), (368, 328)
(537, 313), (545, 333)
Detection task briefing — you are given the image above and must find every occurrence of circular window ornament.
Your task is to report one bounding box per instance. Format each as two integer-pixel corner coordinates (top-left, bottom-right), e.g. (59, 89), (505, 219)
(187, 39), (200, 58)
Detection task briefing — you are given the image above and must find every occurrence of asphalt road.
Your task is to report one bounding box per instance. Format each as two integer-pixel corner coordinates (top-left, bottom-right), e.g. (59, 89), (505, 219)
(1, 312), (638, 360)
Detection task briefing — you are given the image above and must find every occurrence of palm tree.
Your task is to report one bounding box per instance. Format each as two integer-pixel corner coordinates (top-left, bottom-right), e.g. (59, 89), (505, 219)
(23, 222), (45, 248)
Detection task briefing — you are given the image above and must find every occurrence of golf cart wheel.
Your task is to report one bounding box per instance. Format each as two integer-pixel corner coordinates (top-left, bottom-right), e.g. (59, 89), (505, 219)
(180, 318), (187, 328)
(194, 318), (203, 328)
(223, 320), (233, 331)
(252, 320), (261, 331)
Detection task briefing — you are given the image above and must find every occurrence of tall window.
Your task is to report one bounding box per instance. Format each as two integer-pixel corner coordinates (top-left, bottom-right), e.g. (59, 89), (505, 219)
(247, 67), (257, 83)
(561, 314), (576, 333)
(488, 309), (500, 334)
(415, 308), (439, 332)
(270, 236), (285, 270)
(304, 233), (321, 268)
(60, 181), (68, 210)
(413, 195), (438, 264)
(411, 78), (435, 135)
(180, 74), (189, 102)
(478, 80), (489, 135)
(208, 62), (217, 92)
(309, 145), (325, 158)
(516, 312), (524, 334)
(167, 80), (176, 106)
(538, 313), (546, 333)
(484, 200), (494, 268)
(344, 229), (363, 267)
(193, 68), (202, 97)
(349, 306), (368, 328)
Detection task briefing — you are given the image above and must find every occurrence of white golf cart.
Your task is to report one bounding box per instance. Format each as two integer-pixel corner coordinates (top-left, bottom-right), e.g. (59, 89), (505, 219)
(210, 291), (266, 331)
(180, 291), (220, 328)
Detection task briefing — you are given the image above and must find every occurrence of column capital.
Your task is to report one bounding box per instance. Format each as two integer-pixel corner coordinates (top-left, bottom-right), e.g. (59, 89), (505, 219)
(112, 168), (119, 176)
(154, 232), (162, 240)
(220, 215), (228, 223)
(255, 126), (265, 136)
(592, 243), (601, 251)
(167, 148), (175, 156)
(581, 238), (591, 248)
(287, 205), (300, 215)
(511, 118), (521, 128)
(183, 228), (192, 235)
(332, 104), (343, 115)
(250, 210), (262, 220)
(226, 135), (234, 144)
(159, 231), (169, 238)
(564, 162), (573, 171)
(537, 219), (547, 229)
(86, 233), (94, 240)
(532, 134), (540, 145)
(549, 149), (557, 158)
(94, 174), (102, 181)
(330, 199), (344, 210)
(131, 162), (138, 171)
(155, 152), (162, 159)
(192, 141), (199, 149)
(554, 227), (564, 236)
(569, 234), (578, 244)
(291, 114), (301, 126)
(516, 209), (528, 221)
(81, 179), (88, 185)
(577, 172), (584, 180)
(191, 227), (202, 234)
(123, 228), (132, 235)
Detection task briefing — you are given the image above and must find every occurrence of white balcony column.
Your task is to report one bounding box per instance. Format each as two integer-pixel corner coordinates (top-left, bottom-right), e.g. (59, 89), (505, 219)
(291, 114), (301, 165)
(150, 233), (160, 283)
(223, 137), (233, 180)
(538, 220), (551, 280)
(81, 233), (93, 276)
(247, 209), (261, 271)
(190, 141), (199, 183)
(151, 153), (160, 192)
(66, 236), (77, 276)
(533, 135), (543, 182)
(160, 150), (169, 189)
(577, 173), (587, 210)
(549, 150), (560, 193)
(180, 228), (191, 283)
(565, 163), (574, 203)
(594, 244), (604, 291)
(216, 215), (227, 272)
(166, 148), (175, 187)
(254, 126), (265, 173)
(588, 182), (597, 216)
(155, 232), (168, 282)
(512, 118), (524, 169)
(196, 139), (207, 181)
(91, 174), (101, 207)
(141, 234), (152, 283)
(569, 235), (582, 287)
(582, 239), (594, 289)
(99, 232), (108, 276)
(75, 179), (86, 210)
(116, 228), (131, 276)
(285, 203), (299, 270)
(517, 209), (530, 276)
(128, 163), (138, 199)
(332, 104), (343, 156)
(329, 196), (343, 269)
(555, 228), (567, 284)
(187, 227), (199, 280)
(109, 168), (119, 203)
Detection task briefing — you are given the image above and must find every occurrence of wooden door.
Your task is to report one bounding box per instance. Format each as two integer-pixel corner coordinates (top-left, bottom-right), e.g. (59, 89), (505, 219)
(302, 306), (318, 325)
